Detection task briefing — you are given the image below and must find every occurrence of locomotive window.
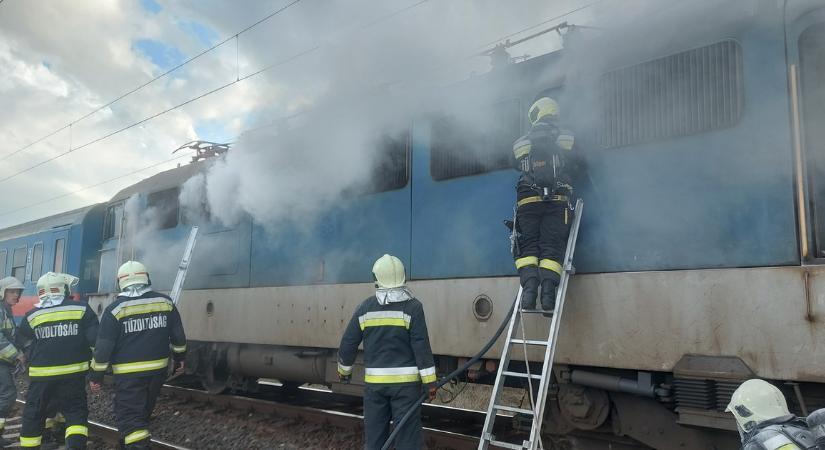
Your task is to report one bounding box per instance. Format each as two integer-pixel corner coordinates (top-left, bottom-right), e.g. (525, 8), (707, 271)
(147, 188), (180, 230)
(346, 130), (410, 196)
(30, 243), (43, 281)
(103, 203), (124, 240)
(598, 39), (744, 148)
(799, 23), (825, 257)
(0, 251), (6, 278)
(53, 239), (64, 273)
(11, 247), (26, 282)
(368, 131), (410, 193)
(430, 98), (522, 181)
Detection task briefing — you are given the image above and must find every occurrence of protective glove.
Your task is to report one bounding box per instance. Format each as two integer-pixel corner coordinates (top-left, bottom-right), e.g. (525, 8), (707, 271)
(338, 373), (351, 384)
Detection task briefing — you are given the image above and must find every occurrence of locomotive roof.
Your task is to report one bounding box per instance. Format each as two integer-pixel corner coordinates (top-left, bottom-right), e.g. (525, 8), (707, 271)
(0, 205), (99, 242)
(109, 159), (211, 203)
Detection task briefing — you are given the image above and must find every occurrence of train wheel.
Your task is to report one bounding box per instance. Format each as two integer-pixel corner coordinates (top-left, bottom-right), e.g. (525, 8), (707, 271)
(200, 354), (230, 394)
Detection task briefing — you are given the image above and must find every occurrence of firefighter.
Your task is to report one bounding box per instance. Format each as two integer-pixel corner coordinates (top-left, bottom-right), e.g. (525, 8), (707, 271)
(0, 277), (25, 447)
(726, 378), (820, 449)
(17, 272), (98, 450)
(337, 254), (437, 450)
(89, 261), (186, 450)
(512, 96), (579, 312)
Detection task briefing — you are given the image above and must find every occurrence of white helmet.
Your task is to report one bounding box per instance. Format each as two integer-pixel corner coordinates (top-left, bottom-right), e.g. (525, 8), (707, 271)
(726, 379), (791, 432)
(36, 272), (78, 301)
(0, 276), (24, 299)
(528, 97), (559, 125)
(372, 254), (406, 289)
(117, 261), (150, 290)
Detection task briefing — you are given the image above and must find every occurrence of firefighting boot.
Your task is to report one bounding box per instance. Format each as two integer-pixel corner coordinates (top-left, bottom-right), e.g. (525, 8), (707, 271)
(518, 266), (540, 310)
(539, 269), (560, 315)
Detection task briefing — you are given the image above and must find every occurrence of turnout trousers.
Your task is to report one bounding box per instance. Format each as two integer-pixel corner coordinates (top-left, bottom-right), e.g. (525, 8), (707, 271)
(0, 364), (16, 434)
(363, 383), (423, 450)
(514, 199), (572, 309)
(20, 376), (88, 449)
(113, 373), (165, 449)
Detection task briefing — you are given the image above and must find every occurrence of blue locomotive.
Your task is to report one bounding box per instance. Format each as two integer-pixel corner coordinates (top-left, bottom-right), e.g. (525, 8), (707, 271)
(4, 1), (825, 448)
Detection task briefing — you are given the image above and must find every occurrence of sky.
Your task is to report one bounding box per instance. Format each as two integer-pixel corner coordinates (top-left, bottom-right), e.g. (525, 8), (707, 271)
(0, 0), (606, 229)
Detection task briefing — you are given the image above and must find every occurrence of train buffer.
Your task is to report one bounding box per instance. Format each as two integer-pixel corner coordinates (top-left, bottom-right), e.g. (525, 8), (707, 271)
(478, 198), (583, 450)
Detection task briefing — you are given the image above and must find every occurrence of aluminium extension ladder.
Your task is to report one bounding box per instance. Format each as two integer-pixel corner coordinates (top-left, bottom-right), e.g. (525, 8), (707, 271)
(479, 199), (583, 450)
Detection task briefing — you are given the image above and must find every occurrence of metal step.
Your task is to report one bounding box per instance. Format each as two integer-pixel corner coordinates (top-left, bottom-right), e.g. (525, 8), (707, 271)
(510, 339), (547, 346)
(502, 370), (542, 380)
(519, 309), (553, 315)
(489, 439), (528, 450)
(494, 404), (534, 415)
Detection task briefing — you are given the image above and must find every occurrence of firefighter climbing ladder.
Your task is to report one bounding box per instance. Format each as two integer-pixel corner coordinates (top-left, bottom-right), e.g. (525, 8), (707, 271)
(479, 199), (584, 450)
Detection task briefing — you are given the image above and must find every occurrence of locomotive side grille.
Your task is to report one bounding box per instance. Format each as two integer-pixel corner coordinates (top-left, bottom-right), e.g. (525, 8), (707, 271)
(673, 378), (717, 410)
(599, 39), (744, 149)
(714, 380), (740, 411)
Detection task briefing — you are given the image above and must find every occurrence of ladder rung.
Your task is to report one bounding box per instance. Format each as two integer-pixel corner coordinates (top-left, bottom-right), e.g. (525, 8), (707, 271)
(488, 440), (527, 450)
(519, 309), (552, 315)
(502, 370), (542, 380)
(510, 338), (547, 346)
(494, 404), (534, 415)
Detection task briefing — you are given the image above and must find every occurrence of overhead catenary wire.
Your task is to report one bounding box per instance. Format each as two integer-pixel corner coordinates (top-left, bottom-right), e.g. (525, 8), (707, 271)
(0, 154), (190, 217)
(0, 0), (435, 187)
(475, 0), (606, 51)
(0, 0), (305, 162)
(0, 0), (432, 215)
(0, 46), (320, 186)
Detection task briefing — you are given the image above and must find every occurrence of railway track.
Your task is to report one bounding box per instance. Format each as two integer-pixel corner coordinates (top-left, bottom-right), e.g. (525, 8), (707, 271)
(161, 384), (483, 450)
(11, 399), (190, 450)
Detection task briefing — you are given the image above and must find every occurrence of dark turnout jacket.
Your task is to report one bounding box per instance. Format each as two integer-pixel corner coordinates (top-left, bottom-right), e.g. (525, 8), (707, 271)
(91, 290), (186, 381)
(337, 290), (436, 385)
(17, 301), (98, 379)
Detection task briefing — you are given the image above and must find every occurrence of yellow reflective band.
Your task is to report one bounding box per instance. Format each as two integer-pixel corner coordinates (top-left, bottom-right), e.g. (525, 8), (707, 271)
(0, 343), (17, 361)
(112, 358), (168, 375)
(28, 310), (84, 328)
(513, 142), (531, 159)
(421, 373), (437, 384)
(359, 318), (409, 331)
(65, 425), (88, 437)
(337, 363), (352, 376)
(171, 344), (187, 353)
(91, 359), (109, 372)
(776, 445), (800, 450)
(515, 256), (538, 269)
(29, 361), (90, 377)
(113, 302), (172, 320)
(124, 429), (150, 445)
(540, 259), (563, 275)
(556, 134), (575, 150)
(20, 436), (42, 447)
(420, 366), (437, 384)
(517, 196), (542, 207)
(364, 374), (421, 383)
(564, 208), (568, 225)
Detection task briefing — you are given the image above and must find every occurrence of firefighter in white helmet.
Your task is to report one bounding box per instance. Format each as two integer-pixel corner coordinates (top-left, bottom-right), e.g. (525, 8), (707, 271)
(90, 261), (186, 450)
(726, 379), (820, 449)
(17, 272), (98, 449)
(0, 277), (25, 446)
(337, 254), (436, 450)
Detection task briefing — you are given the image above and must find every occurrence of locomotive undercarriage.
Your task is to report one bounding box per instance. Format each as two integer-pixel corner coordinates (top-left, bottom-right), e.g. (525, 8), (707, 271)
(185, 341), (754, 449)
